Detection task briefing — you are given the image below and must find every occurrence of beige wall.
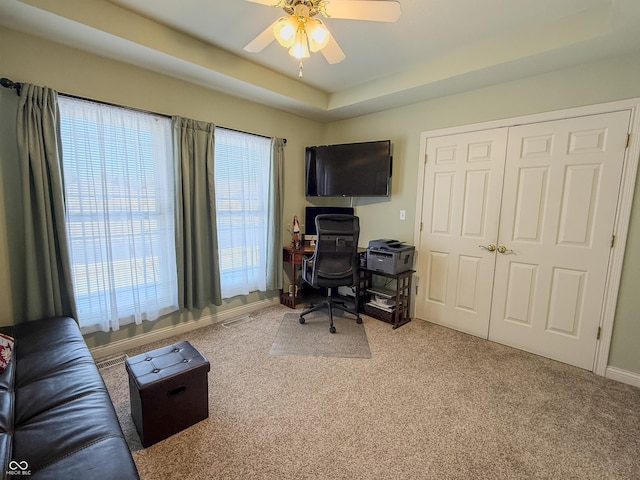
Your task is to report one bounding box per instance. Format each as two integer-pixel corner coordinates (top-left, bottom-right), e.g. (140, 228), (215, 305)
(609, 173), (640, 372)
(1, 25), (639, 374)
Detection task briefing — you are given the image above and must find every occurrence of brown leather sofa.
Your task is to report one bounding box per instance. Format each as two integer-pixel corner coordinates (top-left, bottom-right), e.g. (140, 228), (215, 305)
(0, 316), (139, 479)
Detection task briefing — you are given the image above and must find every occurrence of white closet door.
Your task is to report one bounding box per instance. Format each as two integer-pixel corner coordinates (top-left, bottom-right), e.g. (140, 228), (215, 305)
(416, 128), (507, 337)
(488, 111), (630, 369)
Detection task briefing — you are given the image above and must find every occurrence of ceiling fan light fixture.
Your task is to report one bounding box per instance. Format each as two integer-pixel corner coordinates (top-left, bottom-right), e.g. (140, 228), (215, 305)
(274, 15), (298, 47)
(245, 0), (402, 75)
(289, 26), (310, 59)
(305, 18), (330, 52)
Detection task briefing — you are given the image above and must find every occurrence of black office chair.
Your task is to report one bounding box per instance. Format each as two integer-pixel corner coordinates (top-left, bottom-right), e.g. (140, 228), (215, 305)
(299, 214), (361, 333)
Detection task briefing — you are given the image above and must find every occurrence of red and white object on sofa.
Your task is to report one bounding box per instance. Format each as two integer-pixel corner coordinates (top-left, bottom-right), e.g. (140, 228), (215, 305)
(0, 333), (14, 373)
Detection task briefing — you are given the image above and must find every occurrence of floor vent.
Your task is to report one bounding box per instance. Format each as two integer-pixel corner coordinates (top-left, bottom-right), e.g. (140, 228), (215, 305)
(222, 314), (252, 328)
(96, 354), (128, 370)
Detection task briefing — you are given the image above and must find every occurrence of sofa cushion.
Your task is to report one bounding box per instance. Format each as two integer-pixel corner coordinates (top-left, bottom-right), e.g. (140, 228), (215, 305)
(13, 392), (134, 475)
(11, 318), (91, 387)
(27, 436), (138, 480)
(13, 361), (114, 426)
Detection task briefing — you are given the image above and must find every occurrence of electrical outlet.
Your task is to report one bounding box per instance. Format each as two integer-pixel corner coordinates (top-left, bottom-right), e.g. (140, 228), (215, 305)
(400, 209), (406, 220)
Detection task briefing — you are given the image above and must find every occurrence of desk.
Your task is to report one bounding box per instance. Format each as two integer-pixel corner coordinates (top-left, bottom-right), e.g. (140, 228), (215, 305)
(280, 245), (315, 308)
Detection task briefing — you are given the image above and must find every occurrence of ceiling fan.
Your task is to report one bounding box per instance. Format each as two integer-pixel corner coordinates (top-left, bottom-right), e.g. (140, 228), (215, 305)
(243, 0), (401, 77)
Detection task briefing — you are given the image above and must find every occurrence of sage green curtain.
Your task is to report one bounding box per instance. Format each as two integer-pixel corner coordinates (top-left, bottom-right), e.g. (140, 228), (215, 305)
(266, 137), (284, 290)
(172, 116), (222, 309)
(16, 84), (77, 321)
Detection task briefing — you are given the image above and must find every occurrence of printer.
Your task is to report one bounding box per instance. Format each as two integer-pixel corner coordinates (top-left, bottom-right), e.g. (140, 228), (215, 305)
(366, 239), (415, 274)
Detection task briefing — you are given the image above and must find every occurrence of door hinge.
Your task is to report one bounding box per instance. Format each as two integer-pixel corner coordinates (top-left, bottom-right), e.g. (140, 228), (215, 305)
(424, 153), (428, 165)
(611, 234), (616, 248)
(626, 134), (631, 148)
(597, 326), (602, 340)
(420, 222), (424, 232)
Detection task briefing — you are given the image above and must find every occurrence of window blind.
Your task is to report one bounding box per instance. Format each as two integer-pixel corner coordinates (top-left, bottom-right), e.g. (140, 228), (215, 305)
(59, 96), (178, 333)
(214, 128), (271, 298)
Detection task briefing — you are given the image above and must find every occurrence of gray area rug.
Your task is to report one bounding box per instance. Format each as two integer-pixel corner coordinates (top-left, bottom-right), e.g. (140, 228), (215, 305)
(269, 312), (371, 358)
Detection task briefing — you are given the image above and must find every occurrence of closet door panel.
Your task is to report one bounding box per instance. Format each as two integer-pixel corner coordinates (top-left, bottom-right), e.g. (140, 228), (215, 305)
(489, 111), (630, 369)
(416, 128), (507, 338)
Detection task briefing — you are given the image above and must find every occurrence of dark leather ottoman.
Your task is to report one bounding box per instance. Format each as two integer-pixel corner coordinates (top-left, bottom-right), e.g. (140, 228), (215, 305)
(125, 341), (210, 447)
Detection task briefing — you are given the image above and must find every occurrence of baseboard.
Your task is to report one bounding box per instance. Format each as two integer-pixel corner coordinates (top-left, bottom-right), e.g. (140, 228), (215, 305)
(605, 366), (640, 388)
(89, 298), (278, 361)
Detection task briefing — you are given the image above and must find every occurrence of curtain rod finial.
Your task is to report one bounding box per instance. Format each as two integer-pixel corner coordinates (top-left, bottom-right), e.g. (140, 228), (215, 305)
(1, 77), (22, 95)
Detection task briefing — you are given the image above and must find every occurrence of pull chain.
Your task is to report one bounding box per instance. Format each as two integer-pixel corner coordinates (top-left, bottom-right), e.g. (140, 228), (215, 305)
(298, 60), (304, 78)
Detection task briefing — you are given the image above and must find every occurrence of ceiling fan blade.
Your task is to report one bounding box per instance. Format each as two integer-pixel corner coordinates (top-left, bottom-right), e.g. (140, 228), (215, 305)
(244, 20), (278, 53)
(321, 36), (346, 64)
(245, 0), (278, 5)
(324, 0), (401, 22)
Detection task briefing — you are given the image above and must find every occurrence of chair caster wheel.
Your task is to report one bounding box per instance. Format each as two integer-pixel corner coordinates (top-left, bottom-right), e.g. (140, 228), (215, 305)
(329, 326), (336, 334)
(356, 317), (362, 324)
(299, 316), (305, 324)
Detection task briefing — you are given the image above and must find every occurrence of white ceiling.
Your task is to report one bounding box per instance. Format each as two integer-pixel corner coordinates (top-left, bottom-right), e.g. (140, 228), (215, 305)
(2, 0), (640, 121)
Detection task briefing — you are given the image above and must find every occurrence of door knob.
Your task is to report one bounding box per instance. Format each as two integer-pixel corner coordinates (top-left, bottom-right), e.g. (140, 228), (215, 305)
(479, 244), (496, 252)
(497, 245), (514, 254)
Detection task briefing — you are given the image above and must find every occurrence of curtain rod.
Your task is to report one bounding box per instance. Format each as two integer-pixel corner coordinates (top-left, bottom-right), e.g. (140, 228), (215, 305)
(217, 126), (286, 144)
(0, 76), (286, 144)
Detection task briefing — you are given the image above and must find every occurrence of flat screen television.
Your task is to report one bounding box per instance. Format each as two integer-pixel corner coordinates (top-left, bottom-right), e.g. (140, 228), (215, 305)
(304, 206), (355, 239)
(305, 140), (392, 197)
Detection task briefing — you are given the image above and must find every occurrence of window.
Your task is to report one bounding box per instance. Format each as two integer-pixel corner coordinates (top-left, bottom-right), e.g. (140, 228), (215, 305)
(59, 97), (178, 333)
(214, 129), (271, 298)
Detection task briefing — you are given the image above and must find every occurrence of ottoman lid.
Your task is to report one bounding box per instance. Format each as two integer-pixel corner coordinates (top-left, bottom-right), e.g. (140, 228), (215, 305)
(125, 341), (210, 390)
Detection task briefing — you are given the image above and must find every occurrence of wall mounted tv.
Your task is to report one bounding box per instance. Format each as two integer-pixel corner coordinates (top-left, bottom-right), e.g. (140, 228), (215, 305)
(305, 140), (392, 197)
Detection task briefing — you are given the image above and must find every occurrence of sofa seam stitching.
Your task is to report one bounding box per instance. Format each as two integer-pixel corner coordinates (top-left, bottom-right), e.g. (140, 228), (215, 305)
(29, 433), (126, 473)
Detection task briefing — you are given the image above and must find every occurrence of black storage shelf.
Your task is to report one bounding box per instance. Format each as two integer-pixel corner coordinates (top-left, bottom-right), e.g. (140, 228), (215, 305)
(356, 268), (413, 329)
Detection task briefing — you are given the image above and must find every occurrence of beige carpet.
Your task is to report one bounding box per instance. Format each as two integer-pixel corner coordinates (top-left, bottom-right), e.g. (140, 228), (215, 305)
(100, 304), (640, 479)
(269, 312), (370, 358)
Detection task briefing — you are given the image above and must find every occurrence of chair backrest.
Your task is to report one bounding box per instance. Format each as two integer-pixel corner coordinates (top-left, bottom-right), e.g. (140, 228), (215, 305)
(308, 214), (360, 288)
